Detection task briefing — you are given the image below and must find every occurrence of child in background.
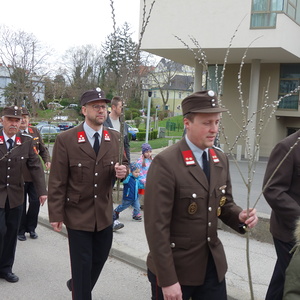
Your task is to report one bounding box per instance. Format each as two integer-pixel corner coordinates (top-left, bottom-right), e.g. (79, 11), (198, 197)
(136, 143), (153, 188)
(114, 163), (144, 221)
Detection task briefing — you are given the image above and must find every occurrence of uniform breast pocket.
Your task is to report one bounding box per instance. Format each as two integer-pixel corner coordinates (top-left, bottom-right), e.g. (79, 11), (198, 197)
(69, 159), (94, 182)
(179, 186), (206, 219)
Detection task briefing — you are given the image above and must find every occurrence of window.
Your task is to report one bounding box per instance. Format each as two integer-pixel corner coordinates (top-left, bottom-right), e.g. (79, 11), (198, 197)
(278, 64), (300, 110)
(251, 0), (284, 28)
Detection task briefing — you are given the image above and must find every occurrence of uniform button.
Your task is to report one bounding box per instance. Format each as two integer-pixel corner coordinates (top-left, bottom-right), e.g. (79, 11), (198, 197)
(94, 184), (97, 187)
(21, 156), (24, 159)
(7, 175), (9, 178)
(208, 222), (211, 227)
(207, 237), (211, 242)
(95, 173), (98, 176)
(111, 161), (113, 165)
(192, 193), (196, 198)
(7, 183), (9, 186)
(94, 195), (97, 198)
(8, 159), (11, 162)
(8, 167), (10, 170)
(78, 163), (82, 167)
(95, 162), (98, 165)
(208, 207), (212, 211)
(67, 198), (70, 201)
(170, 243), (175, 248)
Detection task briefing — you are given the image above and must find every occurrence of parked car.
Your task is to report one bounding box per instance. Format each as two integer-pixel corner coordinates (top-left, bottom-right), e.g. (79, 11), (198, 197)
(39, 126), (59, 142)
(58, 122), (74, 131)
(36, 124), (60, 133)
(127, 124), (139, 141)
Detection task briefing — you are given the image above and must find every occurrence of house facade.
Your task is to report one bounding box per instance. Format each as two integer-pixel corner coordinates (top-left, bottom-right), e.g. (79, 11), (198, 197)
(0, 64), (45, 107)
(139, 0), (300, 158)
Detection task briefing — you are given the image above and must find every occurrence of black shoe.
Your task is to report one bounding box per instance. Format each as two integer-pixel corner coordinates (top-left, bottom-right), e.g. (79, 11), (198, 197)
(17, 234), (26, 241)
(0, 272), (19, 283)
(66, 279), (72, 291)
(29, 231), (38, 239)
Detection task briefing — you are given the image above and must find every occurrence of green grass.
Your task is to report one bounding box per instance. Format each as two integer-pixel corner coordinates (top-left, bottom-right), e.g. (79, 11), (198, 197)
(130, 137), (181, 152)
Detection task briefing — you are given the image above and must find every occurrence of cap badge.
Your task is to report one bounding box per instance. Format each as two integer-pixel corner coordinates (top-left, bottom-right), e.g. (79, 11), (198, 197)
(208, 90), (215, 97)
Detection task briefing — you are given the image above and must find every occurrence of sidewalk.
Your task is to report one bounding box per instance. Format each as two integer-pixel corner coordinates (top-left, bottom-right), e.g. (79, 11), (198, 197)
(39, 148), (276, 300)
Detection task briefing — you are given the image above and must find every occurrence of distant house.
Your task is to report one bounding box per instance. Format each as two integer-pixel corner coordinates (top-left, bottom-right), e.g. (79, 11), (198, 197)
(0, 64), (45, 107)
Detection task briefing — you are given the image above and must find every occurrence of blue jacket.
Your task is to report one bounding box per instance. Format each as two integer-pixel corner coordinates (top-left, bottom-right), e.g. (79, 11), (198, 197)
(122, 173), (143, 201)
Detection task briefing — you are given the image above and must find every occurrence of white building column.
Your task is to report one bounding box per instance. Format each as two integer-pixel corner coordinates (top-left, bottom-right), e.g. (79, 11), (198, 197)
(194, 62), (203, 92)
(246, 59), (261, 160)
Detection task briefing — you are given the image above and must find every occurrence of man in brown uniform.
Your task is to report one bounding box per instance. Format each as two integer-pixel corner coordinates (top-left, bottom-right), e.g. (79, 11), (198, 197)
(18, 107), (51, 241)
(144, 90), (258, 300)
(0, 106), (47, 283)
(48, 88), (128, 300)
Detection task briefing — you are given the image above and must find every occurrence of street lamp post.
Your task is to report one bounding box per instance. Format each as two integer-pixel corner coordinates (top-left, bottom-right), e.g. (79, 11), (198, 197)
(145, 90), (152, 143)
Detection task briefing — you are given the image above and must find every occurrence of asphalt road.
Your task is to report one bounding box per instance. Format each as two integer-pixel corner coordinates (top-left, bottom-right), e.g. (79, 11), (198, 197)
(1, 224), (150, 300)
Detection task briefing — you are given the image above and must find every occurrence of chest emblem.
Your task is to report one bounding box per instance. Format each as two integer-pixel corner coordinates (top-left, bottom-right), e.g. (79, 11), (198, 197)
(77, 131), (86, 143)
(182, 150), (196, 166)
(103, 130), (110, 141)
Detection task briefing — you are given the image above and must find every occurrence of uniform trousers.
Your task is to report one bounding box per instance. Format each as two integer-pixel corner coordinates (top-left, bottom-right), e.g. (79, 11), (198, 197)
(67, 225), (113, 300)
(265, 237), (294, 300)
(19, 181), (40, 234)
(148, 251), (227, 300)
(0, 198), (23, 273)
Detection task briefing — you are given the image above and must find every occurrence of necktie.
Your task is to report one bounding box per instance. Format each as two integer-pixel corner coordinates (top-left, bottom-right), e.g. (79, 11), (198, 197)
(93, 132), (100, 155)
(202, 151), (210, 182)
(23, 130), (27, 134)
(7, 138), (14, 151)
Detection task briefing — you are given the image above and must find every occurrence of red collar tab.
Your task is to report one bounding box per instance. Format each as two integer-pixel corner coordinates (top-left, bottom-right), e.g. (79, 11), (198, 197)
(77, 131), (86, 143)
(103, 130), (110, 141)
(0, 136), (4, 144)
(16, 137), (21, 145)
(29, 127), (34, 134)
(209, 148), (220, 163)
(182, 150), (196, 166)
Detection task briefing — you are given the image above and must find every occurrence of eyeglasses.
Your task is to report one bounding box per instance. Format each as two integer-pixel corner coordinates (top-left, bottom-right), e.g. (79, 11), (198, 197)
(91, 104), (107, 111)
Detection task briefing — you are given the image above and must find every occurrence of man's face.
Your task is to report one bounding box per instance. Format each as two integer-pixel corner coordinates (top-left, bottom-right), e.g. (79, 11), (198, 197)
(2, 116), (21, 137)
(81, 100), (108, 129)
(112, 101), (122, 117)
(20, 115), (30, 130)
(184, 112), (221, 150)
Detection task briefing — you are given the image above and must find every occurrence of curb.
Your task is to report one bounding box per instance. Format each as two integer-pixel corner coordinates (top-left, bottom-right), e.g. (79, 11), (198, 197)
(38, 213), (269, 300)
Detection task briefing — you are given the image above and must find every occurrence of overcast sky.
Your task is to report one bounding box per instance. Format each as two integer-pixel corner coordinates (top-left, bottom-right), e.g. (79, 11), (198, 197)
(1, 0), (140, 57)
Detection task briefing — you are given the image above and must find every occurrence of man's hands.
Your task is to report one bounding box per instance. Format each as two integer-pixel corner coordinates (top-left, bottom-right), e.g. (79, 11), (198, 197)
(115, 163), (127, 179)
(51, 222), (63, 232)
(239, 208), (258, 229)
(162, 282), (182, 300)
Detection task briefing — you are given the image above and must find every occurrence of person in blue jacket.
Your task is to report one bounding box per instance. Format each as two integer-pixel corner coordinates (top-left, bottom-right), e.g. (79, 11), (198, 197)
(114, 162), (144, 221)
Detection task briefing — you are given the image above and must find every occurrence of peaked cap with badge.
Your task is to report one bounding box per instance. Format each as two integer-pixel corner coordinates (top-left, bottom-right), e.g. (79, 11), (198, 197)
(20, 107), (30, 116)
(2, 106), (22, 119)
(80, 88), (111, 106)
(182, 90), (228, 115)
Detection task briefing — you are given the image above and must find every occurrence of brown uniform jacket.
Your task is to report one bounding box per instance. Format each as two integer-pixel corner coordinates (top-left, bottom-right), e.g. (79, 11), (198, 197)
(0, 130), (47, 209)
(22, 126), (50, 182)
(263, 130), (300, 243)
(144, 139), (243, 287)
(48, 123), (129, 232)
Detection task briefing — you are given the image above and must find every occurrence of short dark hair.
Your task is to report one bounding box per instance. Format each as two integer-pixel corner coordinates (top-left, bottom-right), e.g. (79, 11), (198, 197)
(111, 96), (122, 107)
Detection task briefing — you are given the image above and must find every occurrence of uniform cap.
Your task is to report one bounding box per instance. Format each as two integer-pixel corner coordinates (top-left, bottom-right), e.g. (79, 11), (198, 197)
(80, 88), (111, 106)
(2, 106), (22, 119)
(182, 90), (227, 115)
(21, 107), (30, 115)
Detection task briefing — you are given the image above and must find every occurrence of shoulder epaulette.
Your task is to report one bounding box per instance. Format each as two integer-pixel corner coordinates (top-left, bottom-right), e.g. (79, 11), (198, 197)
(21, 133), (33, 138)
(213, 145), (224, 153)
(106, 126), (119, 132)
